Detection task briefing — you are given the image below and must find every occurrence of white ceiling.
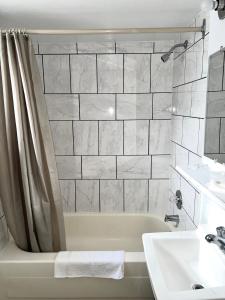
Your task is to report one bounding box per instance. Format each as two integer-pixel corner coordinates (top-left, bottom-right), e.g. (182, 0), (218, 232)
(0, 0), (210, 41)
(0, 0), (210, 29)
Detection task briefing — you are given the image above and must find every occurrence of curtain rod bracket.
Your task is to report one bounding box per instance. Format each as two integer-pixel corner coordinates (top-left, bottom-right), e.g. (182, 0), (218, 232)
(201, 19), (206, 39)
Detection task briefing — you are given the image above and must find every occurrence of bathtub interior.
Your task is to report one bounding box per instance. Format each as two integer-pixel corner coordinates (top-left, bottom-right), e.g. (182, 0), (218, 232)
(64, 213), (170, 251)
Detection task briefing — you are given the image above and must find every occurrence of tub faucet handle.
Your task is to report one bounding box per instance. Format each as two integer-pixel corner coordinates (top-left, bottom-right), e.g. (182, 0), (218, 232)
(164, 214), (180, 228)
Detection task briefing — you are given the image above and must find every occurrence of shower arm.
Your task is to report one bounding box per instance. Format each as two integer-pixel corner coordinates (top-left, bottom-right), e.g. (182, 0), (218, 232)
(1, 20), (206, 38)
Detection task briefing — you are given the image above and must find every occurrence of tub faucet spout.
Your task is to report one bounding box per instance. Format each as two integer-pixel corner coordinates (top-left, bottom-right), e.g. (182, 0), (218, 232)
(164, 214), (179, 227)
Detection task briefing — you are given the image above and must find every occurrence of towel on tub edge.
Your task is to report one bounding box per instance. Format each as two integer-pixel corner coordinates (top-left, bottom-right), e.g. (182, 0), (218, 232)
(54, 251), (125, 279)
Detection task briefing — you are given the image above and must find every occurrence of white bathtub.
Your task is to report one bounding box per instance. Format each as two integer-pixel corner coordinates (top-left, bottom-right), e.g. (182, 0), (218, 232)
(0, 213), (170, 300)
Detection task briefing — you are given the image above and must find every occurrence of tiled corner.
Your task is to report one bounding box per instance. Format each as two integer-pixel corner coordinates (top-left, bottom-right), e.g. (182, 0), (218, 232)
(124, 180), (148, 212)
(152, 93), (172, 120)
(152, 155), (170, 179)
(149, 179), (169, 217)
(100, 180), (123, 212)
(149, 120), (171, 154)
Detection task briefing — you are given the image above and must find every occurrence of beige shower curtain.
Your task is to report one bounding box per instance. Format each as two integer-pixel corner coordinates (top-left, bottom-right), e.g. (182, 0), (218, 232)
(0, 31), (66, 252)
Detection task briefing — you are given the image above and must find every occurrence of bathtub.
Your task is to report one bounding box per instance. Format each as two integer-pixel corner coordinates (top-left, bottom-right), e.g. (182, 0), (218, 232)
(0, 213), (170, 300)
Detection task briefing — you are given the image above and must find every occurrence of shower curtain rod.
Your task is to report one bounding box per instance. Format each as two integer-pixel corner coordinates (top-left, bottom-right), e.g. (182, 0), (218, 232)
(1, 20), (206, 37)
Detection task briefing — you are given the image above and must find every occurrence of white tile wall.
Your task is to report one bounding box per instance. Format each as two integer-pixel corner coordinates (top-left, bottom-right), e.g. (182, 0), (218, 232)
(36, 40), (173, 215)
(71, 55), (97, 93)
(124, 54), (150, 93)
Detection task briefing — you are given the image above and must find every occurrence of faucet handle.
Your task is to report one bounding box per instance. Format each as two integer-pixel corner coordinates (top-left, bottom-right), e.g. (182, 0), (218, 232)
(216, 226), (225, 238)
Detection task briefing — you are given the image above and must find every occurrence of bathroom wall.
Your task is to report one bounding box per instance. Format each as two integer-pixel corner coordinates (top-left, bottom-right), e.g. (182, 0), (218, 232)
(34, 40), (174, 214)
(168, 9), (210, 230)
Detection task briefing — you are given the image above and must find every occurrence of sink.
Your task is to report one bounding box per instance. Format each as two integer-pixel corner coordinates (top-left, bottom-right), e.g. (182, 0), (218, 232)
(142, 229), (225, 300)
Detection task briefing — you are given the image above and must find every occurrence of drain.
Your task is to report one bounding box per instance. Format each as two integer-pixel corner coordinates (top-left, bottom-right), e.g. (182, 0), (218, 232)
(192, 284), (205, 290)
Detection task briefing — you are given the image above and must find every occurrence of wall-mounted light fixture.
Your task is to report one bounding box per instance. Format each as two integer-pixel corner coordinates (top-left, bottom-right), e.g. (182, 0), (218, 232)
(213, 0), (225, 19)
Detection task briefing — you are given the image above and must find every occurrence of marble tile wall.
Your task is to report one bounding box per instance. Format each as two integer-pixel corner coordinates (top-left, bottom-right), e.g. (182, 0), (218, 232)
(168, 9), (210, 230)
(35, 40), (173, 215)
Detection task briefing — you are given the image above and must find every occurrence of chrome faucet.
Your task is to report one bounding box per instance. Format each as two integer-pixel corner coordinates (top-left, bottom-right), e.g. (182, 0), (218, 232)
(205, 226), (225, 253)
(164, 214), (180, 227)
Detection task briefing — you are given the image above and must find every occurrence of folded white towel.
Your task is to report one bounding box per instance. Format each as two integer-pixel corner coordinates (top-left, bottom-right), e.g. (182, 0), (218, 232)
(54, 251), (125, 279)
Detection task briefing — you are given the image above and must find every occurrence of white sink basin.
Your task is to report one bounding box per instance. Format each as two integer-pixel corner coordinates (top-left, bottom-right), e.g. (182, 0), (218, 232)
(143, 229), (225, 300)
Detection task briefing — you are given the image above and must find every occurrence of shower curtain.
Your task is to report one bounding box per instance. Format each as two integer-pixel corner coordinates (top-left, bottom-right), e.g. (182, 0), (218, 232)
(0, 31), (66, 252)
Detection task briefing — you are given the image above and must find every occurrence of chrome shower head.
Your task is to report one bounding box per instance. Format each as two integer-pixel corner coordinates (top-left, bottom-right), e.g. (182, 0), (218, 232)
(161, 40), (188, 63)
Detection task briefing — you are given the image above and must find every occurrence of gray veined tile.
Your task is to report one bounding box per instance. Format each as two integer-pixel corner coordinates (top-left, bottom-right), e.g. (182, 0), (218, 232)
(117, 94), (152, 120)
(171, 116), (183, 145)
(50, 121), (73, 155)
(154, 40), (174, 53)
(207, 91), (225, 118)
(56, 156), (81, 179)
(181, 178), (196, 219)
(197, 119), (205, 156)
(39, 42), (77, 54)
(175, 144), (189, 170)
(169, 167), (181, 195)
(151, 53), (173, 92)
(124, 54), (150, 93)
(185, 40), (203, 83)
(97, 54), (123, 93)
(43, 55), (70, 93)
(59, 180), (75, 212)
(149, 120), (171, 155)
(152, 155), (170, 179)
(149, 180), (169, 217)
(76, 180), (99, 212)
(116, 41), (154, 53)
(80, 94), (115, 120)
(205, 118), (220, 154)
(77, 42), (115, 53)
(173, 83), (192, 116)
(82, 156), (116, 179)
(73, 121), (98, 155)
(153, 93), (172, 120)
(124, 180), (148, 212)
(124, 120), (149, 155)
(46, 94), (79, 120)
(117, 156), (151, 179)
(70, 55), (97, 93)
(173, 54), (185, 87)
(100, 180), (123, 212)
(99, 121), (123, 155)
(182, 117), (200, 153)
(208, 50), (224, 91)
(220, 118), (225, 153)
(190, 78), (207, 118)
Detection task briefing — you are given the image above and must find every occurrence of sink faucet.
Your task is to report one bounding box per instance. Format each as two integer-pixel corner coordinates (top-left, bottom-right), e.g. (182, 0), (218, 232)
(205, 226), (225, 252)
(164, 214), (180, 227)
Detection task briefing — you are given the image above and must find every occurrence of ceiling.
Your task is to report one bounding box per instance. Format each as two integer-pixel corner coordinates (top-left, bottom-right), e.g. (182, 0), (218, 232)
(0, 0), (210, 41)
